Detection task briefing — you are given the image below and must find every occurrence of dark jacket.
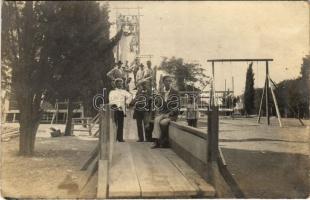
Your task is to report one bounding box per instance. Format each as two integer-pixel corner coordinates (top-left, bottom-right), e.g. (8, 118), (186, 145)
(159, 87), (180, 119)
(130, 88), (150, 119)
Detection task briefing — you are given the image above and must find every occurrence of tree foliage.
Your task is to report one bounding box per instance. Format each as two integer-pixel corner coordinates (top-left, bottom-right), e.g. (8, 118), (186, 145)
(272, 78), (308, 118)
(300, 55), (310, 117)
(2, 1), (120, 154)
(253, 56), (310, 118)
(2, 1), (53, 155)
(159, 57), (209, 91)
(243, 62), (255, 115)
(43, 2), (121, 135)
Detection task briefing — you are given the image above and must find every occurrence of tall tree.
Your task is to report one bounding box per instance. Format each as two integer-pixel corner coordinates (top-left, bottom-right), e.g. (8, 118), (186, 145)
(46, 2), (122, 135)
(2, 1), (52, 155)
(243, 62), (255, 115)
(159, 57), (209, 91)
(300, 55), (310, 118)
(2, 1), (122, 154)
(1, 63), (11, 120)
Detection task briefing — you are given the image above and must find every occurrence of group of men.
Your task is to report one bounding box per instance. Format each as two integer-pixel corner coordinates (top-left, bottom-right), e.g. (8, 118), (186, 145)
(107, 59), (179, 148)
(107, 58), (154, 90)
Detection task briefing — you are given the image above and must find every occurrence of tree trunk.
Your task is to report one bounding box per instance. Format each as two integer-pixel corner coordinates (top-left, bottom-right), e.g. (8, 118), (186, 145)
(19, 105), (41, 156)
(83, 98), (93, 117)
(64, 99), (74, 136)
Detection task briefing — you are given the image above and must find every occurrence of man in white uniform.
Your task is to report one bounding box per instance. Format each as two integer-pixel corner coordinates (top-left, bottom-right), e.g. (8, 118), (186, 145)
(109, 78), (133, 142)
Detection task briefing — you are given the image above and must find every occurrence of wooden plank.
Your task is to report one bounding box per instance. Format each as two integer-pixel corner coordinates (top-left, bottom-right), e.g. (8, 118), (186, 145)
(131, 143), (197, 197)
(81, 144), (99, 170)
(169, 125), (207, 163)
(109, 143), (141, 198)
(159, 149), (216, 197)
(148, 145), (197, 197)
(97, 160), (108, 199)
(80, 154), (98, 192)
(129, 142), (174, 197)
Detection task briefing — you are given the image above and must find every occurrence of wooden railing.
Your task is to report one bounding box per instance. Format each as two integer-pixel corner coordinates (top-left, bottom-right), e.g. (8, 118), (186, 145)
(169, 106), (244, 198)
(97, 104), (116, 198)
(71, 113), (100, 136)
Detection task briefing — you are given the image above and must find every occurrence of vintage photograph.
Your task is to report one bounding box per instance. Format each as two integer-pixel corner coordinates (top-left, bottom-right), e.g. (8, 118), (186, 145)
(1, 1), (309, 199)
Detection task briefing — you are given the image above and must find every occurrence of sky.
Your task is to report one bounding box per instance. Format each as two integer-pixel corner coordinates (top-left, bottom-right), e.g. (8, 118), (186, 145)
(107, 1), (309, 95)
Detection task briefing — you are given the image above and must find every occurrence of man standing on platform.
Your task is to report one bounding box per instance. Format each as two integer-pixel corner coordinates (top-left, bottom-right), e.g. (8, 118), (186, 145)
(130, 57), (140, 87)
(136, 63), (145, 85)
(152, 75), (180, 148)
(107, 61), (126, 87)
(144, 60), (153, 79)
(130, 80), (152, 142)
(109, 78), (133, 142)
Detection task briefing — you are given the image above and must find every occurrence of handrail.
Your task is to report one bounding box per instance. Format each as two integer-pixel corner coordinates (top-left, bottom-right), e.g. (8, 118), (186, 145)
(207, 106), (244, 198)
(97, 104), (116, 198)
(71, 113), (100, 136)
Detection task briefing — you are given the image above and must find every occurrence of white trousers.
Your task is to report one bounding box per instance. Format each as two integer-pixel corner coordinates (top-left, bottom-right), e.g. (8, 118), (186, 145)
(153, 114), (168, 139)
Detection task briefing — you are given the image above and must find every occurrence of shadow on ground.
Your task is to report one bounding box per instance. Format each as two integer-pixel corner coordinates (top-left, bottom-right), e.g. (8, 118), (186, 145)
(222, 148), (309, 198)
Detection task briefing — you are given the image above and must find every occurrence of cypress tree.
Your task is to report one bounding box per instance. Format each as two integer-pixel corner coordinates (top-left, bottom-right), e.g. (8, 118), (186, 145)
(244, 62), (255, 115)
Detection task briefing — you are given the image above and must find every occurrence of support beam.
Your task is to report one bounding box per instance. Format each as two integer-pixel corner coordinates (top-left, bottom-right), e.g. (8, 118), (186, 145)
(207, 58), (273, 63)
(265, 61), (270, 125)
(269, 77), (305, 126)
(211, 61), (215, 106)
(207, 106), (219, 162)
(269, 76), (282, 127)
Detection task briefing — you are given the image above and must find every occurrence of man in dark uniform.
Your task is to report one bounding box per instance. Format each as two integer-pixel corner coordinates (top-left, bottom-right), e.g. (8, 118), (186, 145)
(130, 80), (152, 142)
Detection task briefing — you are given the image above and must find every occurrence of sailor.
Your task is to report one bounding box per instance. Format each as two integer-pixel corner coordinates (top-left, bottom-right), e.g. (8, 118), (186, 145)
(109, 78), (133, 142)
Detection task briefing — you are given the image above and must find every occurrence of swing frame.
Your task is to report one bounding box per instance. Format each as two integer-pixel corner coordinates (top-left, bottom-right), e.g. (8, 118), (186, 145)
(206, 58), (285, 127)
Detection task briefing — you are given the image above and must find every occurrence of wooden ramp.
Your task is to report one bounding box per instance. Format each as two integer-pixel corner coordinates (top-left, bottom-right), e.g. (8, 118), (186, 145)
(108, 142), (215, 198)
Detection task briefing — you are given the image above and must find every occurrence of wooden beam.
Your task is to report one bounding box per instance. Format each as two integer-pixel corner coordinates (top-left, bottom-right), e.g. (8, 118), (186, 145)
(266, 61), (270, 125)
(97, 160), (109, 198)
(207, 106), (219, 162)
(207, 58), (273, 63)
(81, 144), (99, 170)
(269, 76), (282, 127)
(159, 149), (215, 197)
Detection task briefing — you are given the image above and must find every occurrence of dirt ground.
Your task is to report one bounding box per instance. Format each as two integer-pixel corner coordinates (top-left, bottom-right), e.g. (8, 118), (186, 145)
(180, 116), (309, 198)
(1, 117), (309, 199)
(1, 124), (98, 199)
(222, 148), (309, 198)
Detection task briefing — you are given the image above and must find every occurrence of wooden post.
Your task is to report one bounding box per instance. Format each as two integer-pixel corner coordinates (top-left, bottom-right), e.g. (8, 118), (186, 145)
(100, 105), (110, 160)
(55, 101), (59, 124)
(269, 76), (282, 127)
(257, 78), (266, 123)
(71, 120), (75, 135)
(231, 76), (234, 97)
(207, 106), (219, 162)
(211, 61), (215, 106)
(88, 118), (92, 136)
(97, 104), (110, 199)
(109, 110), (115, 163)
(265, 61), (270, 125)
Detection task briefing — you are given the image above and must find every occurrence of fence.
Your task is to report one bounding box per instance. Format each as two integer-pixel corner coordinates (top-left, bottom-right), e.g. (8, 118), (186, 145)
(71, 113), (100, 136)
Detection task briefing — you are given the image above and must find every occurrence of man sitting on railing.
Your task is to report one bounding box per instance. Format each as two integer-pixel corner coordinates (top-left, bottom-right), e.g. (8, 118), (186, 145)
(109, 78), (133, 142)
(152, 75), (180, 148)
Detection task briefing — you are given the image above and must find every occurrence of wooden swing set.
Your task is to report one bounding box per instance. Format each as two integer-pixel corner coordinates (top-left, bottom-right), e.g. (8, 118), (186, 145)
(207, 58), (304, 127)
